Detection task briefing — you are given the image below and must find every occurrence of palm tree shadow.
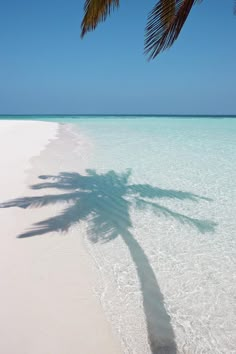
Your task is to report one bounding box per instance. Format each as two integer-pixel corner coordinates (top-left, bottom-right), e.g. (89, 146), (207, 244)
(0, 169), (217, 354)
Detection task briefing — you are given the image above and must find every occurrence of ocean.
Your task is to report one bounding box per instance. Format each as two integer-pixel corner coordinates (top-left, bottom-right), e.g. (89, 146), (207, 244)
(2, 115), (236, 353)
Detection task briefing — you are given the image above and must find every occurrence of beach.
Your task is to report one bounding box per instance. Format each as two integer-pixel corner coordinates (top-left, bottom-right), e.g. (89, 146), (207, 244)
(0, 117), (236, 354)
(0, 120), (121, 354)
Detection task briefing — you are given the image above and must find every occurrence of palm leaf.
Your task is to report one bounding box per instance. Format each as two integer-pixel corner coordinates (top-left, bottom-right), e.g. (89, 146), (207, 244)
(145, 0), (200, 59)
(81, 0), (119, 37)
(160, 0), (176, 27)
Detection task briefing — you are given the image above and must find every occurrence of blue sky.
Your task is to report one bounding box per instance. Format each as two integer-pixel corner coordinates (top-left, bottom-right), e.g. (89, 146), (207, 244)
(0, 0), (235, 115)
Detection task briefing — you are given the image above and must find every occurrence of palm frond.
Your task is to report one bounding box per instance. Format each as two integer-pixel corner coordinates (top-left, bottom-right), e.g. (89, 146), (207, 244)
(160, 0), (176, 28)
(145, 0), (200, 59)
(81, 0), (119, 37)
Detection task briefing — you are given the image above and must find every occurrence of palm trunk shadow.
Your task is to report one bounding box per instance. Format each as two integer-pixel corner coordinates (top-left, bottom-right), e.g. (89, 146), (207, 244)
(121, 230), (176, 354)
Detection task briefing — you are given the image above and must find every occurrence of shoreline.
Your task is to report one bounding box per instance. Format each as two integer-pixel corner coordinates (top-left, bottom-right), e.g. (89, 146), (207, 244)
(0, 120), (121, 354)
(1, 118), (235, 353)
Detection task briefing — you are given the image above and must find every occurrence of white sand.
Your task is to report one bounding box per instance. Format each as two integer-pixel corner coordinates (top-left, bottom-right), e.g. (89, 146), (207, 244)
(0, 121), (121, 354)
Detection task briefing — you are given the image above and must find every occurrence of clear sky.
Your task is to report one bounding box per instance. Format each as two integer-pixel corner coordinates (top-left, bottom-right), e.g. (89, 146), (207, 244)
(0, 0), (235, 115)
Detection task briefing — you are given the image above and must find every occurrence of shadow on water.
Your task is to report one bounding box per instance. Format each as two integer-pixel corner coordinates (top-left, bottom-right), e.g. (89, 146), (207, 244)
(0, 169), (217, 353)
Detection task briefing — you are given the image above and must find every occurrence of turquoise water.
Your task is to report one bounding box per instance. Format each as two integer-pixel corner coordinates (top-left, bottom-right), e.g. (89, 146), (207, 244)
(70, 117), (236, 353)
(2, 116), (236, 353)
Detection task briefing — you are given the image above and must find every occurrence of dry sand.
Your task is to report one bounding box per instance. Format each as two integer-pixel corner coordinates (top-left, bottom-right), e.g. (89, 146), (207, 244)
(0, 120), (121, 354)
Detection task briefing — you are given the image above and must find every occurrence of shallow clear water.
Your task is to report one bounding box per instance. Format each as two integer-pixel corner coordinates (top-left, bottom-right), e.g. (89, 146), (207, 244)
(4, 116), (236, 353)
(69, 117), (236, 354)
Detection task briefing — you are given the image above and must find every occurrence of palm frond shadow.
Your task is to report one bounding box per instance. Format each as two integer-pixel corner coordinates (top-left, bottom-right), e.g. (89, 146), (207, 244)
(0, 169), (216, 354)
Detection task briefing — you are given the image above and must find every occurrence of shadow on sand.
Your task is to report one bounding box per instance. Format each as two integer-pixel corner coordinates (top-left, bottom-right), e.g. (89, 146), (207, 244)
(0, 169), (216, 353)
